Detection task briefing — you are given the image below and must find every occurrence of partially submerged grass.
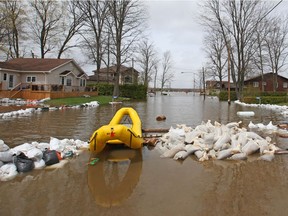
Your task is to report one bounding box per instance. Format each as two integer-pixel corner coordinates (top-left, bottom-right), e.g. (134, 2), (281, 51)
(44, 96), (114, 106)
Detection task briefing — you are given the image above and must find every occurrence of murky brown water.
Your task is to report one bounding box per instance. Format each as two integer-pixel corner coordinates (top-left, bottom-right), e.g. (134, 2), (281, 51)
(1, 93), (288, 216)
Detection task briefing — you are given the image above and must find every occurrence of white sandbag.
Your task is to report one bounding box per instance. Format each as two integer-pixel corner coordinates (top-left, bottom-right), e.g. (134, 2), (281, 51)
(0, 161), (4, 167)
(237, 132), (248, 148)
(194, 150), (205, 159)
(34, 159), (46, 169)
(0, 163), (18, 181)
(242, 140), (259, 155)
(169, 127), (185, 137)
(173, 150), (190, 160)
(194, 124), (209, 133)
(217, 149), (234, 160)
(0, 150), (13, 162)
(230, 134), (239, 149)
(213, 124), (222, 142)
(214, 132), (231, 151)
(199, 152), (209, 162)
(206, 149), (216, 159)
(0, 139), (9, 151)
(203, 133), (215, 148)
(226, 121), (241, 129)
(229, 153), (247, 160)
(35, 142), (50, 151)
(185, 144), (202, 154)
(258, 152), (275, 162)
(50, 137), (65, 152)
(246, 131), (264, 140)
(160, 144), (185, 158)
(11, 143), (34, 155)
(26, 148), (43, 161)
(257, 139), (269, 154)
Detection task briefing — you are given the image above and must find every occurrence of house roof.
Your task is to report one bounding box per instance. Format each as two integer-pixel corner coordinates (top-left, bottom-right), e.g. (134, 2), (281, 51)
(244, 72), (288, 82)
(0, 58), (79, 73)
(92, 65), (139, 74)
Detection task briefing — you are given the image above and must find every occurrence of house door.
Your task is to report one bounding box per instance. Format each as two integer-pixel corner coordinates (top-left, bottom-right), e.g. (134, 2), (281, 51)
(8, 75), (14, 89)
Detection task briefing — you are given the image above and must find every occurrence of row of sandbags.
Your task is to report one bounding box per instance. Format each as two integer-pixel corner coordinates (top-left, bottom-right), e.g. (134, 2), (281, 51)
(0, 137), (89, 181)
(156, 120), (280, 162)
(0, 101), (100, 119)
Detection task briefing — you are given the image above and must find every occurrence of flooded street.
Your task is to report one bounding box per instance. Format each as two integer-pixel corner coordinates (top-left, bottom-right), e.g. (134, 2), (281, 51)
(1, 93), (288, 216)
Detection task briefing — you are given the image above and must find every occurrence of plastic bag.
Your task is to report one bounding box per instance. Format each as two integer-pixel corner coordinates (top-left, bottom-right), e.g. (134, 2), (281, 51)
(43, 150), (59, 166)
(14, 152), (35, 172)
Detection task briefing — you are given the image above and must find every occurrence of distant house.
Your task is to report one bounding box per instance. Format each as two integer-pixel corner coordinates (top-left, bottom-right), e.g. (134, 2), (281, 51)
(89, 65), (139, 85)
(243, 72), (288, 92)
(205, 80), (236, 94)
(0, 58), (97, 100)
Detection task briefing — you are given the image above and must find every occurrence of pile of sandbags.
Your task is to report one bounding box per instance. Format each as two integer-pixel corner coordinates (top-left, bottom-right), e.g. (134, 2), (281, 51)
(0, 137), (88, 181)
(156, 120), (280, 162)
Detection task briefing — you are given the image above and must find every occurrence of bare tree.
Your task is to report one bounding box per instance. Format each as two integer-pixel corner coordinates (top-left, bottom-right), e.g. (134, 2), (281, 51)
(160, 51), (174, 92)
(56, 1), (85, 59)
(264, 16), (288, 92)
(0, 0), (27, 59)
(107, 0), (146, 97)
(203, 29), (227, 90)
(77, 0), (109, 77)
(137, 39), (159, 87)
(29, 0), (63, 58)
(201, 0), (271, 99)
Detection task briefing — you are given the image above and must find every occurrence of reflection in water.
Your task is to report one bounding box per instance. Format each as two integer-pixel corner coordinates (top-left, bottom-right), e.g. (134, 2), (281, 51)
(88, 146), (142, 207)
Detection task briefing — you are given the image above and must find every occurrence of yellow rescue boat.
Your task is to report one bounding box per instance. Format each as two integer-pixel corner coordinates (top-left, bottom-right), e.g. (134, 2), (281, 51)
(89, 107), (144, 153)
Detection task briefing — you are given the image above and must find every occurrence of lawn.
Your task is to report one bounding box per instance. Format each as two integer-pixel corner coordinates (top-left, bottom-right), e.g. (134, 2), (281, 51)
(43, 96), (113, 106)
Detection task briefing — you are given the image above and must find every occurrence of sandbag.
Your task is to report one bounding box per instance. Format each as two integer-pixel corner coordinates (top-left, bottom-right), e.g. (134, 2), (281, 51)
(0, 163), (18, 181)
(0, 150), (13, 162)
(242, 140), (259, 155)
(14, 152), (34, 173)
(26, 148), (43, 161)
(214, 132), (231, 151)
(0, 139), (9, 151)
(160, 144), (185, 158)
(43, 150), (59, 165)
(34, 159), (46, 169)
(173, 150), (189, 160)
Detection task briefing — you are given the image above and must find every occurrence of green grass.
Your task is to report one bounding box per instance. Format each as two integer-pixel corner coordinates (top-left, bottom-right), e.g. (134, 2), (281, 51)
(44, 96), (114, 106)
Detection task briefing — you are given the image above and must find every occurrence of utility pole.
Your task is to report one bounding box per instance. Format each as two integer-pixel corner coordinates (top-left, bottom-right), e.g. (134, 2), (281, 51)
(202, 67), (206, 100)
(227, 42), (231, 105)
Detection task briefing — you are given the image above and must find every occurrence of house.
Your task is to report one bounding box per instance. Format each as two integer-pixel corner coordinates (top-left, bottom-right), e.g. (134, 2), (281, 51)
(205, 80), (236, 94)
(89, 65), (139, 85)
(0, 58), (97, 100)
(244, 72), (288, 92)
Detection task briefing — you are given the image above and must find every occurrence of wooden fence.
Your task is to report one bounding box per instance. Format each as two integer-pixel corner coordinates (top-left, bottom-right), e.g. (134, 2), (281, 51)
(0, 83), (98, 100)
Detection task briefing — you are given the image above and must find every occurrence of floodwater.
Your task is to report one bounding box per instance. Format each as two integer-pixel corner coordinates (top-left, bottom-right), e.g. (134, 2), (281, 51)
(1, 92), (288, 216)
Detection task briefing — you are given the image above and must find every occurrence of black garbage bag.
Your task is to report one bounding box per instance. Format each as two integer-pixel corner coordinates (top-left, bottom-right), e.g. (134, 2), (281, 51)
(43, 150), (59, 166)
(14, 152), (34, 173)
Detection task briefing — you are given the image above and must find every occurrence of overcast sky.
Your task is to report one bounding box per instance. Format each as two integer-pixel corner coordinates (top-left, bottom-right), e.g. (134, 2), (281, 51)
(145, 0), (204, 88)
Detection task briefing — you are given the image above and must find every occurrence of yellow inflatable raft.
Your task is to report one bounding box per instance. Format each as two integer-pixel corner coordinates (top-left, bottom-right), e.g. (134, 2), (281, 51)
(89, 107), (144, 153)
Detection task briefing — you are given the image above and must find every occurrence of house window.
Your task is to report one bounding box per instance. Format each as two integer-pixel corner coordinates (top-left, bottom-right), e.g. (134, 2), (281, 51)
(253, 82), (259, 87)
(3, 73), (7, 81)
(283, 82), (288, 88)
(124, 76), (132, 83)
(66, 78), (72, 86)
(80, 79), (86, 87)
(26, 76), (36, 82)
(61, 77), (65, 85)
